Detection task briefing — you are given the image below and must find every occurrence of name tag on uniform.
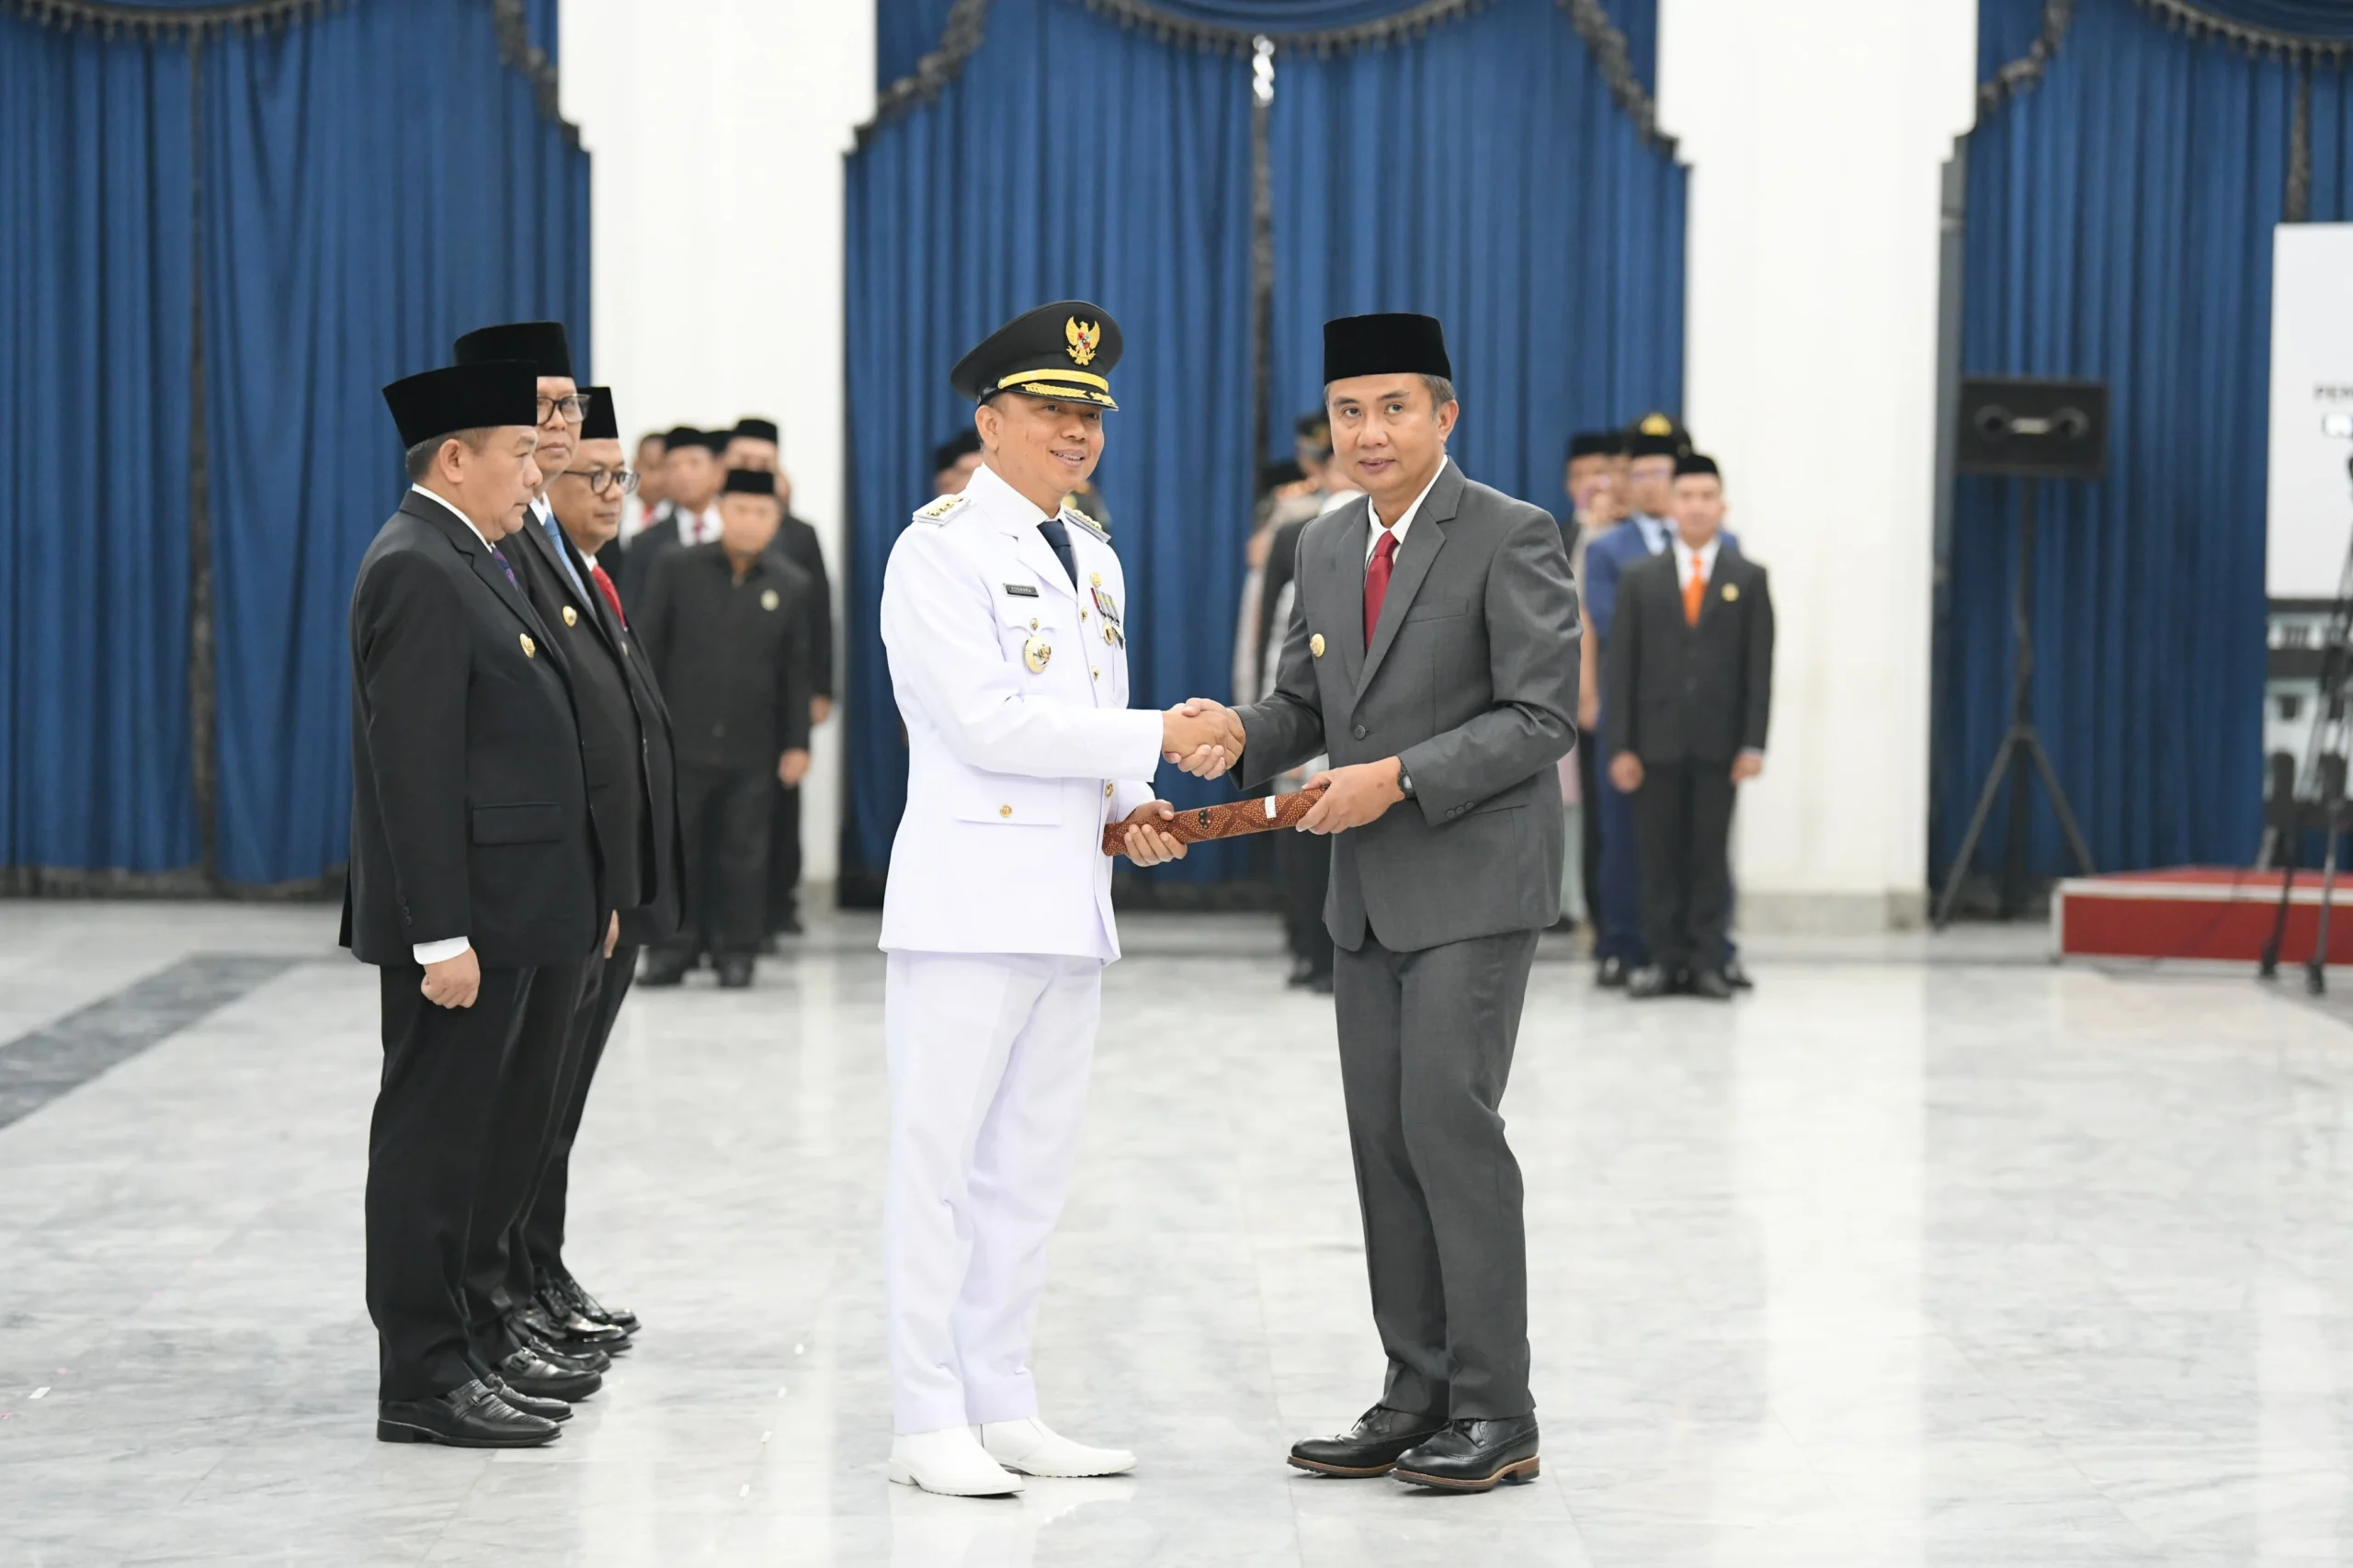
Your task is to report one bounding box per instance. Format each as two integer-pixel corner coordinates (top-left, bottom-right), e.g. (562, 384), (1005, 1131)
(1004, 583), (1040, 597)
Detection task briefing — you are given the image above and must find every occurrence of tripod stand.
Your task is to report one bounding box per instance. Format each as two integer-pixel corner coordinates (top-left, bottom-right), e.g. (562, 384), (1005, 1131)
(1933, 478), (2096, 928)
(2258, 475), (2353, 994)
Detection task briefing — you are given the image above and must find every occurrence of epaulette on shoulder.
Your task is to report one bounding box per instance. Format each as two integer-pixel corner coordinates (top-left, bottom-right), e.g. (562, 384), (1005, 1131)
(913, 492), (972, 525)
(1060, 508), (1108, 543)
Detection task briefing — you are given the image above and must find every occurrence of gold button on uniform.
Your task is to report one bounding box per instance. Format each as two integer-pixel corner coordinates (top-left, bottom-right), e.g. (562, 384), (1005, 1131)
(1104, 782), (1114, 798)
(1310, 633), (1326, 658)
(999, 804), (1013, 818)
(1091, 667), (1099, 681)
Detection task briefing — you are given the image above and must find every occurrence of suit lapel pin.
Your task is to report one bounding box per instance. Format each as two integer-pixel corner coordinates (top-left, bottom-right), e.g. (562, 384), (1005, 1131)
(1722, 583), (1739, 602)
(1310, 633), (1326, 658)
(519, 633), (537, 659)
(761, 588), (781, 611)
(562, 605), (578, 627)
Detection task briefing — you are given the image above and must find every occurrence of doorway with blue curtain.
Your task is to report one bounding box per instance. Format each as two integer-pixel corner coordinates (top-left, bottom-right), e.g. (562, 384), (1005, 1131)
(1941, 0), (2353, 898)
(841, 0), (1685, 903)
(0, 0), (586, 894)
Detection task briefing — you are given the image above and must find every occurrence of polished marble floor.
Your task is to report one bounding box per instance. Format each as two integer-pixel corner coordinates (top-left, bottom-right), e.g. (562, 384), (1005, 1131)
(5, 901), (2353, 1564)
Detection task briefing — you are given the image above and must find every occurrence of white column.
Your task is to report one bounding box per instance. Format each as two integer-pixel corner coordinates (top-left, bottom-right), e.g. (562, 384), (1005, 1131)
(1656, 0), (1978, 930)
(560, 0), (878, 891)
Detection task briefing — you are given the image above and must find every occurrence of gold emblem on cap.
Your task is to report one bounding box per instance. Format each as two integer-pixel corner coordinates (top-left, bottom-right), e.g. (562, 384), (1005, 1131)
(1024, 635), (1053, 674)
(562, 605), (578, 627)
(1722, 583), (1739, 602)
(1066, 317), (1101, 367)
(519, 633), (536, 659)
(1310, 633), (1326, 658)
(761, 588), (780, 611)
(1639, 412), (1674, 436)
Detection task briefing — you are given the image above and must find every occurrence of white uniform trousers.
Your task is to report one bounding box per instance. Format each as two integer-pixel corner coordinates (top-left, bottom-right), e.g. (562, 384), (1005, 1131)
(884, 949), (1102, 1434)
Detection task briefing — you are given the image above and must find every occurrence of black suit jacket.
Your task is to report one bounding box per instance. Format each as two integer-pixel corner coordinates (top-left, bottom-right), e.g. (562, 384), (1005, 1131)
(617, 503), (688, 613)
(510, 506), (685, 944)
(1603, 541), (1775, 766)
(767, 513), (834, 700)
(341, 491), (601, 969)
(638, 544), (814, 774)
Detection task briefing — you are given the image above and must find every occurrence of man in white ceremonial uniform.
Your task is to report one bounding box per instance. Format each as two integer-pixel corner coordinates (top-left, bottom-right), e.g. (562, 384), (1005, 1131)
(877, 301), (1238, 1497)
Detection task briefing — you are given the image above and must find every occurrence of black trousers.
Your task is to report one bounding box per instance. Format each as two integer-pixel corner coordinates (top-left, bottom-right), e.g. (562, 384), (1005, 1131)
(667, 765), (772, 958)
(369, 963), (539, 1403)
(517, 943), (637, 1290)
(1331, 926), (1539, 1421)
(1279, 826), (1335, 977)
(1577, 742), (1604, 929)
(1631, 757), (1738, 976)
(766, 781), (802, 931)
(459, 956), (591, 1365)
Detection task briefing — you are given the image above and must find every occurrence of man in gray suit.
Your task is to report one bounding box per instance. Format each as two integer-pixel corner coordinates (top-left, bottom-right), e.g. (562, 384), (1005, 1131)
(1186, 313), (1579, 1492)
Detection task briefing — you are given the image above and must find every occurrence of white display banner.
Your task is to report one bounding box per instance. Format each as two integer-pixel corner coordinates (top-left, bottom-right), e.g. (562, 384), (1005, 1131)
(2268, 223), (2353, 600)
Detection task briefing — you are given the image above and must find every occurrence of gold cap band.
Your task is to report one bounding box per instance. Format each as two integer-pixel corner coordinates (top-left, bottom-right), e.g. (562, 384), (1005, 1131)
(997, 368), (1109, 393)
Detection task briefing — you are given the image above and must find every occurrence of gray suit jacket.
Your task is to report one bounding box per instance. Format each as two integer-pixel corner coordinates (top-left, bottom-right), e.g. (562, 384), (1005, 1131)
(1234, 461), (1581, 952)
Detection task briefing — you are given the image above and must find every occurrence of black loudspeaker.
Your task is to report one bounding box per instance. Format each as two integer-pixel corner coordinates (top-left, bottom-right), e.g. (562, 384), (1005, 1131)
(1957, 377), (2109, 480)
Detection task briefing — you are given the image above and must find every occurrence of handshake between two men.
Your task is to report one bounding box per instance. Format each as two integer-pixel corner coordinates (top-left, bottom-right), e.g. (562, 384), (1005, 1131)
(1114, 699), (1415, 866)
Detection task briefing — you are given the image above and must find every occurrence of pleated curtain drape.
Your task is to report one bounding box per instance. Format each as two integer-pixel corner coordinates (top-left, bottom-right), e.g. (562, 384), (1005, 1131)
(0, 0), (589, 891)
(844, 0), (1680, 890)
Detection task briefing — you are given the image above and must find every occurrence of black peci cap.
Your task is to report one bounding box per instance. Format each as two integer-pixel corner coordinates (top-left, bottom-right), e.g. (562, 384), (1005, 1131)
(950, 301), (1123, 410)
(453, 320), (574, 380)
(721, 468), (777, 497)
(1324, 312), (1451, 385)
(1567, 430), (1624, 461)
(580, 387), (618, 442)
(664, 426), (707, 453)
(733, 417), (780, 446)
(933, 429), (983, 473)
(1626, 411), (1690, 460)
(1675, 451), (1722, 480)
(383, 361), (538, 449)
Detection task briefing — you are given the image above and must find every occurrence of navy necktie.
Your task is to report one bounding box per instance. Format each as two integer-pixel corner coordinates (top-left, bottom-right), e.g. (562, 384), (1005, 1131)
(1037, 517), (1079, 589)
(489, 543), (518, 588)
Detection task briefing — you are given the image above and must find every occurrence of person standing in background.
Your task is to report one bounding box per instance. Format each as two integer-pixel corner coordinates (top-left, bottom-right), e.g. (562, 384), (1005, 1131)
(1555, 430), (1626, 936)
(723, 417), (835, 940)
(1604, 453), (1773, 1001)
(932, 430), (983, 496)
(636, 467), (813, 989)
(618, 427), (723, 611)
(619, 430), (669, 546)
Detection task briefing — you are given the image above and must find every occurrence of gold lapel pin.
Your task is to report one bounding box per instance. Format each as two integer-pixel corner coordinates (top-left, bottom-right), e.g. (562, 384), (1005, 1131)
(519, 633), (537, 659)
(761, 589), (780, 611)
(1722, 583), (1740, 602)
(1310, 633), (1326, 658)
(562, 605), (578, 627)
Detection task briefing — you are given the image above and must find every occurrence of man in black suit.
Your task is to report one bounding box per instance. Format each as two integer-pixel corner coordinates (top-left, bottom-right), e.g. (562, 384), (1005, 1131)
(637, 466), (814, 988)
(494, 372), (681, 1347)
(722, 418), (834, 939)
(618, 426), (723, 611)
(347, 360), (608, 1448)
(1603, 452), (1774, 1001)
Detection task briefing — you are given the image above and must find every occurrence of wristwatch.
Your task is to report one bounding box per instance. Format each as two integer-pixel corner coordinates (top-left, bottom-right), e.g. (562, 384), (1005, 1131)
(1395, 762), (1416, 800)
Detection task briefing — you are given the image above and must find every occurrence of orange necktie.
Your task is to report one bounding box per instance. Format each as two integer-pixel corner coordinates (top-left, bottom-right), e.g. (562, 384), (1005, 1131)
(1683, 554), (1708, 627)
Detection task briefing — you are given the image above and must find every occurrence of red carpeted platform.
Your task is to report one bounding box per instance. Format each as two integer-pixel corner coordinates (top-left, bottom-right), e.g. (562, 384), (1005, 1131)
(2054, 867), (2353, 963)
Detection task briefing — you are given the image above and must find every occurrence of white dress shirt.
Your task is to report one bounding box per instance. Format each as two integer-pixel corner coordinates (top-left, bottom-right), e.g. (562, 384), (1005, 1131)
(404, 484), (492, 968)
(1671, 533), (1720, 591)
(1366, 459), (1449, 562)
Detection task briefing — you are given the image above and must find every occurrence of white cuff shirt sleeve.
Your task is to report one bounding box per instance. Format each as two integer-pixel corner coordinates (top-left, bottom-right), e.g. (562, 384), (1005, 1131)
(412, 937), (472, 966)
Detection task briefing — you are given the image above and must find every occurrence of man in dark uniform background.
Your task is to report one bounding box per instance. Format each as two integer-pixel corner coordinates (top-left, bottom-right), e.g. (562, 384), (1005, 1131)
(347, 359), (605, 1449)
(721, 417), (835, 940)
(496, 374), (680, 1345)
(637, 466), (814, 988)
(619, 426), (723, 611)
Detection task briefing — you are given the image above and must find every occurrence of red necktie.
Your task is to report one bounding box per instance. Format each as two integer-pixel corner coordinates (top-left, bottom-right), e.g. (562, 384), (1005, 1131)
(590, 562), (627, 628)
(1364, 528), (1399, 648)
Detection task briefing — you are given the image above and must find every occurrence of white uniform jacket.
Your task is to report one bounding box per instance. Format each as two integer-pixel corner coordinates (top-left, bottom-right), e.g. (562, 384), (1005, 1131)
(879, 461), (1163, 961)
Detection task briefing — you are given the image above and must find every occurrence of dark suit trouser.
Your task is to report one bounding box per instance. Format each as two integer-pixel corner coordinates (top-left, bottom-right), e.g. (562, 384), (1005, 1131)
(766, 781), (802, 931)
(1332, 927), (1539, 1421)
(517, 944), (637, 1289)
(369, 964), (538, 1403)
(667, 765), (773, 958)
(1593, 722), (1650, 966)
(460, 956), (591, 1365)
(1577, 743), (1605, 930)
(1279, 829), (1335, 978)
(1631, 758), (1737, 976)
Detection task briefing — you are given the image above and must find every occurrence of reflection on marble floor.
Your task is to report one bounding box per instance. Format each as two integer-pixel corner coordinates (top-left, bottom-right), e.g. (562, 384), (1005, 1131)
(5, 903), (2353, 1564)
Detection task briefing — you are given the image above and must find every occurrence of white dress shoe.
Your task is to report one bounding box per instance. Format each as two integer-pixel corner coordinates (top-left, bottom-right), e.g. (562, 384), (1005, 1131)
(979, 1417), (1137, 1478)
(888, 1426), (1025, 1496)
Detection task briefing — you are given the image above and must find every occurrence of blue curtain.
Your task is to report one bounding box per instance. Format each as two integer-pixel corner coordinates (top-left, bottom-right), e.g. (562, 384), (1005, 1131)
(1265, 0), (1685, 502)
(2186, 0), (2353, 37)
(1945, 0), (2301, 874)
(846, 0), (1259, 883)
(1, 0), (587, 889)
(0, 21), (200, 879)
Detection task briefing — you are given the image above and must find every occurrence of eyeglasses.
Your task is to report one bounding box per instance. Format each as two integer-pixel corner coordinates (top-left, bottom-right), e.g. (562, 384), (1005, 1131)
(537, 391), (595, 423)
(560, 466), (638, 496)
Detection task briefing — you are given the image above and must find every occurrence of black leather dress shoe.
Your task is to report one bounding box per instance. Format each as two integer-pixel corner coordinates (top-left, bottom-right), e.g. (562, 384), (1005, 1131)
(1624, 965), (1674, 999)
(1392, 1415), (1540, 1492)
(1596, 955), (1629, 988)
(379, 1379), (561, 1448)
(554, 1274), (640, 1335)
(1288, 1404), (1449, 1478)
(520, 1296), (629, 1352)
(639, 951), (691, 987)
(506, 1314), (612, 1374)
(1688, 967), (1735, 1001)
(484, 1375), (572, 1422)
(774, 911), (804, 936)
(496, 1347), (603, 1402)
(716, 955), (755, 988)
(1722, 956), (1754, 990)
